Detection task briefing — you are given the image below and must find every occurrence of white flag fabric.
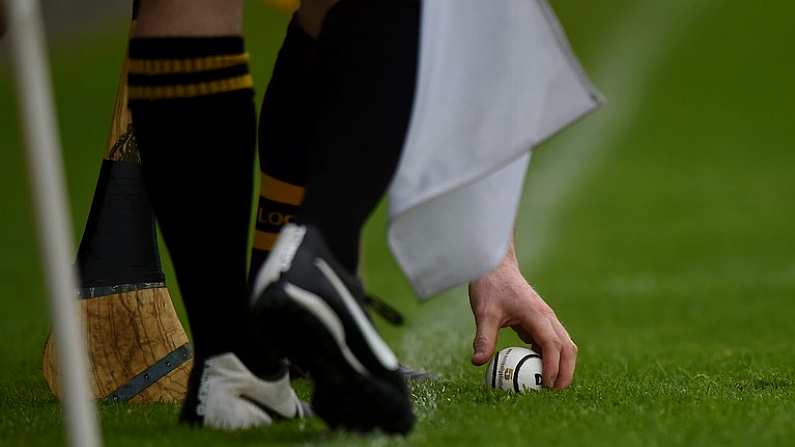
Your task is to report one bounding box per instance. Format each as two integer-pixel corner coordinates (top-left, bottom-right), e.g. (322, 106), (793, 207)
(387, 0), (603, 298)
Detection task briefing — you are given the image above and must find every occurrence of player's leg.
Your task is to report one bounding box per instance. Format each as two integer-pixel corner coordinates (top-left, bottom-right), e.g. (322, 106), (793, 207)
(251, 0), (352, 277)
(299, 0), (419, 270)
(253, 1), (435, 385)
(253, 0), (416, 273)
(249, 10), (318, 279)
(128, 0), (307, 429)
(252, 0), (420, 434)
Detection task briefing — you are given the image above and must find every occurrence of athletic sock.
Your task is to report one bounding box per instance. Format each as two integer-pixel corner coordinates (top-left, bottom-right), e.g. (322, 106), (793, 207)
(127, 37), (268, 370)
(297, 0), (421, 273)
(250, 18), (316, 280)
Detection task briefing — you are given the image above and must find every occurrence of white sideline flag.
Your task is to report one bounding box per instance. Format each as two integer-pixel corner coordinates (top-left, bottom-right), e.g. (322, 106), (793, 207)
(388, 0), (603, 298)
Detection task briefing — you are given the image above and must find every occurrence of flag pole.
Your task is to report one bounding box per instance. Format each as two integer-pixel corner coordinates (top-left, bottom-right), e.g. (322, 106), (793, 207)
(3, 1), (102, 446)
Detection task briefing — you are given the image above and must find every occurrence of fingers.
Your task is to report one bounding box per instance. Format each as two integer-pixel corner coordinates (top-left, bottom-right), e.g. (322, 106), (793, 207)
(471, 311), (501, 366)
(532, 318), (561, 388)
(550, 319), (577, 389)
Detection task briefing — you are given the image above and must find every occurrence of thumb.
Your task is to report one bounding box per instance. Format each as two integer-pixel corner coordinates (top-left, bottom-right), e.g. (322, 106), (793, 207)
(471, 313), (500, 366)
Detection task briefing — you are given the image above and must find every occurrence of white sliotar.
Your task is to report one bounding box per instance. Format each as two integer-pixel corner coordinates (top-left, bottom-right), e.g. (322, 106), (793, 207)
(485, 347), (544, 393)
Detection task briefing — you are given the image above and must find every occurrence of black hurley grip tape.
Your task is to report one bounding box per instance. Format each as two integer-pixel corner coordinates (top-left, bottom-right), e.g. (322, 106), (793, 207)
(75, 160), (165, 289)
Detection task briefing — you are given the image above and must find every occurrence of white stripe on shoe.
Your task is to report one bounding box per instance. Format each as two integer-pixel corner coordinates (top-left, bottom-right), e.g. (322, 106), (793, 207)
(252, 225), (307, 301)
(315, 258), (399, 371)
(283, 283), (369, 376)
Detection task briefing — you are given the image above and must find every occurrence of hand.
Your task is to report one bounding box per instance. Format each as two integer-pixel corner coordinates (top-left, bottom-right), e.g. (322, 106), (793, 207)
(469, 245), (577, 389)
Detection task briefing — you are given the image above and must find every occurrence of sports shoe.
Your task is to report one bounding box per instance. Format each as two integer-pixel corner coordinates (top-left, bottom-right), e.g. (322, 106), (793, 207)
(250, 224), (415, 434)
(180, 353), (312, 430)
(285, 291), (437, 383)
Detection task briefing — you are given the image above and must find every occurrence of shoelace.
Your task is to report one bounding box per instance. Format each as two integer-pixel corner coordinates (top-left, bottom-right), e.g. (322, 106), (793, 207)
(363, 294), (405, 326)
(361, 296), (441, 381)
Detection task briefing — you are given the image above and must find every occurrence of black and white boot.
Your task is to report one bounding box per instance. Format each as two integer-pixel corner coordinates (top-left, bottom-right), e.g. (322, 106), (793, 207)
(250, 224), (415, 434)
(180, 353), (311, 430)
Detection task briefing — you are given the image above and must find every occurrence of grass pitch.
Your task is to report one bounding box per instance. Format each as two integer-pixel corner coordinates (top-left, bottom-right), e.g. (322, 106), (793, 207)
(1, 1), (794, 445)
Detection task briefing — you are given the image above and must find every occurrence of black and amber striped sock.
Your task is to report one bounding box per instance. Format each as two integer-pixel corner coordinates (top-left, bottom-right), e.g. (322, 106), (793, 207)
(128, 38), (253, 101)
(251, 173), (305, 271)
(127, 37), (268, 370)
(250, 18), (315, 279)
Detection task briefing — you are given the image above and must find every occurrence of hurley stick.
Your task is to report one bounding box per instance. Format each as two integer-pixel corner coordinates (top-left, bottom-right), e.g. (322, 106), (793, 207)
(42, 5), (193, 403)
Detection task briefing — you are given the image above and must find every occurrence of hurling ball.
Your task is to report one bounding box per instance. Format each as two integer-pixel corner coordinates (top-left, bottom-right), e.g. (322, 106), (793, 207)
(484, 347), (543, 392)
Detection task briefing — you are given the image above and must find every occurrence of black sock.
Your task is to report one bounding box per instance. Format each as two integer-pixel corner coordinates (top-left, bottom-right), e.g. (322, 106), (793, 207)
(251, 18), (316, 280)
(128, 37), (259, 366)
(297, 0), (420, 273)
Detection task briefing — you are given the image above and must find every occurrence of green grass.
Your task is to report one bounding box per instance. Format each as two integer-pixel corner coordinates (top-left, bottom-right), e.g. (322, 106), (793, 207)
(2, 0), (795, 445)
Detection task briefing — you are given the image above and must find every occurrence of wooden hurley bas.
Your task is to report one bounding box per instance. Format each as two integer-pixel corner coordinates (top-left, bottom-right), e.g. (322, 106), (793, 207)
(43, 286), (191, 403)
(42, 49), (192, 403)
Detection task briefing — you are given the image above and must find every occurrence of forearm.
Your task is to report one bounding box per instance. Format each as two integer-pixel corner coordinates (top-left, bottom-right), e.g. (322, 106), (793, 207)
(472, 234), (521, 288)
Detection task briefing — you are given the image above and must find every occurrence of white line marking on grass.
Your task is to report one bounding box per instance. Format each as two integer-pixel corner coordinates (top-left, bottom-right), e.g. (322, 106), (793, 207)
(399, 0), (714, 376)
